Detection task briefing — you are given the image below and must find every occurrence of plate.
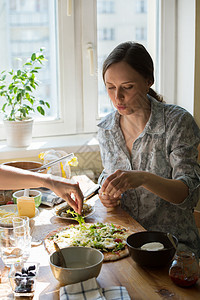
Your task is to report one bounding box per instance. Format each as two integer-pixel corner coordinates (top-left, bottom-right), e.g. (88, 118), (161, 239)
(0, 204), (39, 222)
(54, 203), (95, 220)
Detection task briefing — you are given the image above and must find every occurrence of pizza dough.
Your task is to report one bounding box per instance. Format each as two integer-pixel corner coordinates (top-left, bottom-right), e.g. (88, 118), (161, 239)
(141, 242), (164, 251)
(44, 223), (132, 261)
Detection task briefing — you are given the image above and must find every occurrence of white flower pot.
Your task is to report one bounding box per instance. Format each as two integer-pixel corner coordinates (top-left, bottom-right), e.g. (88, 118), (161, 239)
(3, 119), (34, 147)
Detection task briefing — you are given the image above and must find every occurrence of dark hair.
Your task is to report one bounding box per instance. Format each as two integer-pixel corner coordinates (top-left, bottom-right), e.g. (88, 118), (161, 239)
(102, 41), (163, 102)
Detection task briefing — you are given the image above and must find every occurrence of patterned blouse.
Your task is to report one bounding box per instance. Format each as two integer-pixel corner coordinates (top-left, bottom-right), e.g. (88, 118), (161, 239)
(97, 96), (200, 257)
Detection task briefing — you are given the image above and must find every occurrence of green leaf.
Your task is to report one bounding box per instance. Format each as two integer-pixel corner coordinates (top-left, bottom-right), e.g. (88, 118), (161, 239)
(27, 97), (34, 105)
(2, 75), (6, 80)
(37, 106), (45, 115)
(45, 102), (50, 108)
(30, 83), (36, 89)
(14, 87), (18, 94)
(24, 104), (33, 110)
(17, 70), (21, 76)
(16, 93), (22, 101)
(39, 100), (45, 105)
(2, 103), (7, 111)
(19, 108), (27, 117)
(25, 86), (32, 91)
(31, 53), (36, 61)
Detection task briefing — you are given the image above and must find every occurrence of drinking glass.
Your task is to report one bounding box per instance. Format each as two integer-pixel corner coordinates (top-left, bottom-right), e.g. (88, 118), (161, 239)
(0, 217), (26, 266)
(17, 216), (32, 261)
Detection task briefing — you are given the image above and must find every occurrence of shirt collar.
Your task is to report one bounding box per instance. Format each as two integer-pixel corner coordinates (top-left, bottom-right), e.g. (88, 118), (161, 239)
(97, 96), (165, 135)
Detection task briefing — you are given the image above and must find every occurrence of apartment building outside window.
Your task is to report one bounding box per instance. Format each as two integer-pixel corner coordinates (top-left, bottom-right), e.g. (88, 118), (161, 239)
(97, 0), (115, 14)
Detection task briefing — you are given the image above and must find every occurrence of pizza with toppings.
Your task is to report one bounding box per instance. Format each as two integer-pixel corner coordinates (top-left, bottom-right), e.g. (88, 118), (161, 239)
(44, 222), (131, 261)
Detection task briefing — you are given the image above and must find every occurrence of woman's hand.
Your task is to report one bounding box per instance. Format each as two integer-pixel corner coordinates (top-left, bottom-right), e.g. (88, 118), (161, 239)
(99, 191), (121, 208)
(100, 169), (189, 205)
(46, 175), (84, 214)
(100, 170), (144, 198)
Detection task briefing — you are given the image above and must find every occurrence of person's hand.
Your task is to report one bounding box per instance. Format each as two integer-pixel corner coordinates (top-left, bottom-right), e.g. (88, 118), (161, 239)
(48, 176), (84, 214)
(98, 191), (121, 208)
(100, 170), (144, 198)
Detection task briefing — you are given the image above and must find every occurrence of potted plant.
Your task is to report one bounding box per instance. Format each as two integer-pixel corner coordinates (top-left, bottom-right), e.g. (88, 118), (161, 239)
(0, 48), (50, 147)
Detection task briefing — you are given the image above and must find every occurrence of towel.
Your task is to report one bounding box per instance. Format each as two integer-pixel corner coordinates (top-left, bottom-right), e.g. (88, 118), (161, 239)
(60, 277), (131, 300)
(39, 188), (64, 207)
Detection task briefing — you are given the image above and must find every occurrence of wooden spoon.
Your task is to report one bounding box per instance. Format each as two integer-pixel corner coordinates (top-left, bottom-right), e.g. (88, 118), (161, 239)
(53, 241), (67, 268)
(167, 233), (177, 250)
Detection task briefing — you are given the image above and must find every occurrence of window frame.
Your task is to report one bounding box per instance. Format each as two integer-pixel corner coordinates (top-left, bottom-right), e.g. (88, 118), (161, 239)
(0, 0), (177, 142)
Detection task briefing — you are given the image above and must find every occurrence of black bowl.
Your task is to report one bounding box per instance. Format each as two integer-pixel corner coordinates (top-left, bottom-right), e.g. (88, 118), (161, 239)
(126, 231), (178, 268)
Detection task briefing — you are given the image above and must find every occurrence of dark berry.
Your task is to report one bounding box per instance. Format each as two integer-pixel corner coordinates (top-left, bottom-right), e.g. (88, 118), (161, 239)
(28, 265), (36, 271)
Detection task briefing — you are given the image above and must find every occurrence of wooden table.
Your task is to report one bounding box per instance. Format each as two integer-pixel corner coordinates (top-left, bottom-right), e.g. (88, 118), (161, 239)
(0, 177), (200, 299)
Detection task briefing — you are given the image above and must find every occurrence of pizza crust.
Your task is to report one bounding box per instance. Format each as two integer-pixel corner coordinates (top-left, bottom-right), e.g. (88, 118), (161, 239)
(103, 247), (129, 261)
(44, 223), (131, 262)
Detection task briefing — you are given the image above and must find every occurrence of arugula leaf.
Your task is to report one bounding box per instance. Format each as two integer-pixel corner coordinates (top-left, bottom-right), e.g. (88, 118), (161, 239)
(66, 209), (85, 226)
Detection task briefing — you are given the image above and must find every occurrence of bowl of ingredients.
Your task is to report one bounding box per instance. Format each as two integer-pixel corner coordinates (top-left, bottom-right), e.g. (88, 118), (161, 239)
(13, 190), (42, 208)
(49, 246), (104, 285)
(0, 205), (39, 226)
(54, 203), (95, 220)
(126, 231), (178, 267)
(2, 161), (46, 173)
(9, 262), (39, 297)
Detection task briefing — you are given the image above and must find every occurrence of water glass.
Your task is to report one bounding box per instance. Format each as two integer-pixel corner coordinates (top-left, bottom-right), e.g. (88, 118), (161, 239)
(0, 217), (26, 266)
(13, 216), (32, 261)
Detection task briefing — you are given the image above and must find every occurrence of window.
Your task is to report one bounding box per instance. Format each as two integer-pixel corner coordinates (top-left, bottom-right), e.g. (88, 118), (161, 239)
(0, 0), (58, 121)
(97, 0), (115, 14)
(0, 0), (177, 142)
(136, 0), (147, 13)
(97, 0), (151, 116)
(98, 28), (115, 41)
(135, 27), (147, 41)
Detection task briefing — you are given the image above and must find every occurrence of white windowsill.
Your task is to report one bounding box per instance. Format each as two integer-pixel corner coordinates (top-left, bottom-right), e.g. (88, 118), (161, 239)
(0, 133), (100, 160)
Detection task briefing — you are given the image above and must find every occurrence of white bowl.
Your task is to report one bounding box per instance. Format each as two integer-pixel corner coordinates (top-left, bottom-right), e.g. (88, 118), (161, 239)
(49, 246), (104, 285)
(0, 204), (39, 227)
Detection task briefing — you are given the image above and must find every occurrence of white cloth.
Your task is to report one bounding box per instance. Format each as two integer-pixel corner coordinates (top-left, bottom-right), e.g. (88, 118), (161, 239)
(59, 277), (131, 300)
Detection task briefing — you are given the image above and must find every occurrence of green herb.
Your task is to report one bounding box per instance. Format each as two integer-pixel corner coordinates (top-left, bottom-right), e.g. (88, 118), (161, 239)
(66, 209), (85, 226)
(115, 242), (125, 251)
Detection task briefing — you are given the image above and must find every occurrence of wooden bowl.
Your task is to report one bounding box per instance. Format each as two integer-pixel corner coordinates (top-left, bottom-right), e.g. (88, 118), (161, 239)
(2, 161), (46, 172)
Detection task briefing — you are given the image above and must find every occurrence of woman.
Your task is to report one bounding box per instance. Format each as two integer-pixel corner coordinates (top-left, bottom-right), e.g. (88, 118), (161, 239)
(0, 164), (83, 214)
(97, 41), (200, 257)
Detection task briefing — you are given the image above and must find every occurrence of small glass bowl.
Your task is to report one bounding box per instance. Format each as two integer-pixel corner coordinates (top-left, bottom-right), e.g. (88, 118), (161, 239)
(8, 261), (39, 297)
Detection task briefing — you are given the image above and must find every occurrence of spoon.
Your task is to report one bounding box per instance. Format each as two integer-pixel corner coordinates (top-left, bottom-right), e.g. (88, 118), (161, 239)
(53, 241), (67, 268)
(28, 153), (74, 172)
(24, 188), (30, 197)
(167, 232), (177, 250)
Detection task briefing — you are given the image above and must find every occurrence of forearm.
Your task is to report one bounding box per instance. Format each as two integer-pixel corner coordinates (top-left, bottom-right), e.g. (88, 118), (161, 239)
(0, 165), (49, 190)
(142, 172), (189, 204)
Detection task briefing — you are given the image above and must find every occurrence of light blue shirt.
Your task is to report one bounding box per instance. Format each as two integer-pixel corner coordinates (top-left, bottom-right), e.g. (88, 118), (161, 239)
(97, 96), (200, 257)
